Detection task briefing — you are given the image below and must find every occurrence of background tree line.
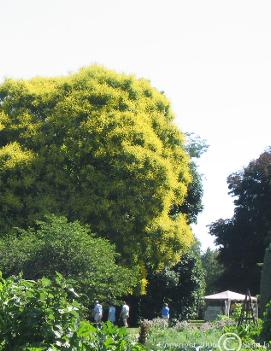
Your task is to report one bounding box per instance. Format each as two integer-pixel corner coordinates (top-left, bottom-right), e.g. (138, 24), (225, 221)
(208, 148), (271, 311)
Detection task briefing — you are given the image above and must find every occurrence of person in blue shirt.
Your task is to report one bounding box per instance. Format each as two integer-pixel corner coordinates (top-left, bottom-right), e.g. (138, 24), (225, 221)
(161, 303), (170, 319)
(107, 304), (116, 324)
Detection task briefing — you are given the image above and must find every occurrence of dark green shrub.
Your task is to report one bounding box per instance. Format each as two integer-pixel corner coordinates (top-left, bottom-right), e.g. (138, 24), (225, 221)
(0, 215), (137, 307)
(262, 300), (271, 342)
(260, 243), (271, 313)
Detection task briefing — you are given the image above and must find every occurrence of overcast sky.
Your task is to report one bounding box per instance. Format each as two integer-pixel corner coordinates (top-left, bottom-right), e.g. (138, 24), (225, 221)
(1, 0), (271, 250)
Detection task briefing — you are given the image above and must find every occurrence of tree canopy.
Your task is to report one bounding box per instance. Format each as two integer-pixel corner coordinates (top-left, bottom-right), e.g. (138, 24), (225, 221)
(201, 248), (224, 294)
(209, 149), (271, 293)
(0, 66), (194, 269)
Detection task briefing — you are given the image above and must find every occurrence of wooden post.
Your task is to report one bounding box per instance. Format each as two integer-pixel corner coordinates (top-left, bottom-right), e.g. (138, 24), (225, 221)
(238, 289), (257, 326)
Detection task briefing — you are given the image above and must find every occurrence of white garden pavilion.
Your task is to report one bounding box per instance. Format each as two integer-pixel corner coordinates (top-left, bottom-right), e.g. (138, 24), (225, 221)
(204, 290), (258, 321)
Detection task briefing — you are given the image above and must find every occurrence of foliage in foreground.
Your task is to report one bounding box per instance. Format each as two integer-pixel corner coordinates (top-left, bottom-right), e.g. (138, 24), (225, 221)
(0, 274), (145, 351)
(262, 300), (271, 342)
(0, 215), (137, 306)
(142, 317), (268, 351)
(0, 65), (194, 270)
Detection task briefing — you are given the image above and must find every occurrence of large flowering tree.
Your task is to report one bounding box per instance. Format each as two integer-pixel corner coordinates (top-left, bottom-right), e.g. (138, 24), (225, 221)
(0, 66), (193, 270)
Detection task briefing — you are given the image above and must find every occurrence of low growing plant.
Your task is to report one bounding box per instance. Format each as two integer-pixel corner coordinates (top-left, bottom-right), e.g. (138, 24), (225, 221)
(223, 320), (263, 344)
(0, 272), (85, 350)
(0, 273), (145, 351)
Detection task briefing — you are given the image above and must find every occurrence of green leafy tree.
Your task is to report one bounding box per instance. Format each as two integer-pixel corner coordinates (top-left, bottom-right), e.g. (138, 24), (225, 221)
(175, 162), (204, 224)
(184, 133), (208, 159)
(0, 66), (193, 269)
(209, 149), (271, 294)
(0, 215), (137, 306)
(201, 248), (224, 294)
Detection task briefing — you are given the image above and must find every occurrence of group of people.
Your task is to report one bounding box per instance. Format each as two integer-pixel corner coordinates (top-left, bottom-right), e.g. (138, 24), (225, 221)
(92, 301), (130, 327)
(92, 301), (170, 327)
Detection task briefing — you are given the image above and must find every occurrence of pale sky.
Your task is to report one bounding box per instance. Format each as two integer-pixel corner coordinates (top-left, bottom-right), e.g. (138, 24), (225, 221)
(1, 0), (271, 250)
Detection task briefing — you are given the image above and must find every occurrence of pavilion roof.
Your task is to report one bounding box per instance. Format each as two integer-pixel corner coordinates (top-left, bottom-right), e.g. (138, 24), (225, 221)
(204, 290), (257, 301)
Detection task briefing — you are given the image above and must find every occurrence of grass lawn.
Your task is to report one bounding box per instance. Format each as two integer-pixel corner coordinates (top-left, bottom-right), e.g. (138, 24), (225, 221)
(127, 328), (139, 335)
(145, 327), (222, 350)
(126, 324), (222, 349)
(127, 323), (270, 351)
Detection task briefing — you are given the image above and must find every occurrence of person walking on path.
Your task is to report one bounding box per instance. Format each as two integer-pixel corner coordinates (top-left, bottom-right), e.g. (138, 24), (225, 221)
(93, 300), (103, 324)
(120, 301), (129, 327)
(107, 304), (116, 324)
(161, 303), (170, 320)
